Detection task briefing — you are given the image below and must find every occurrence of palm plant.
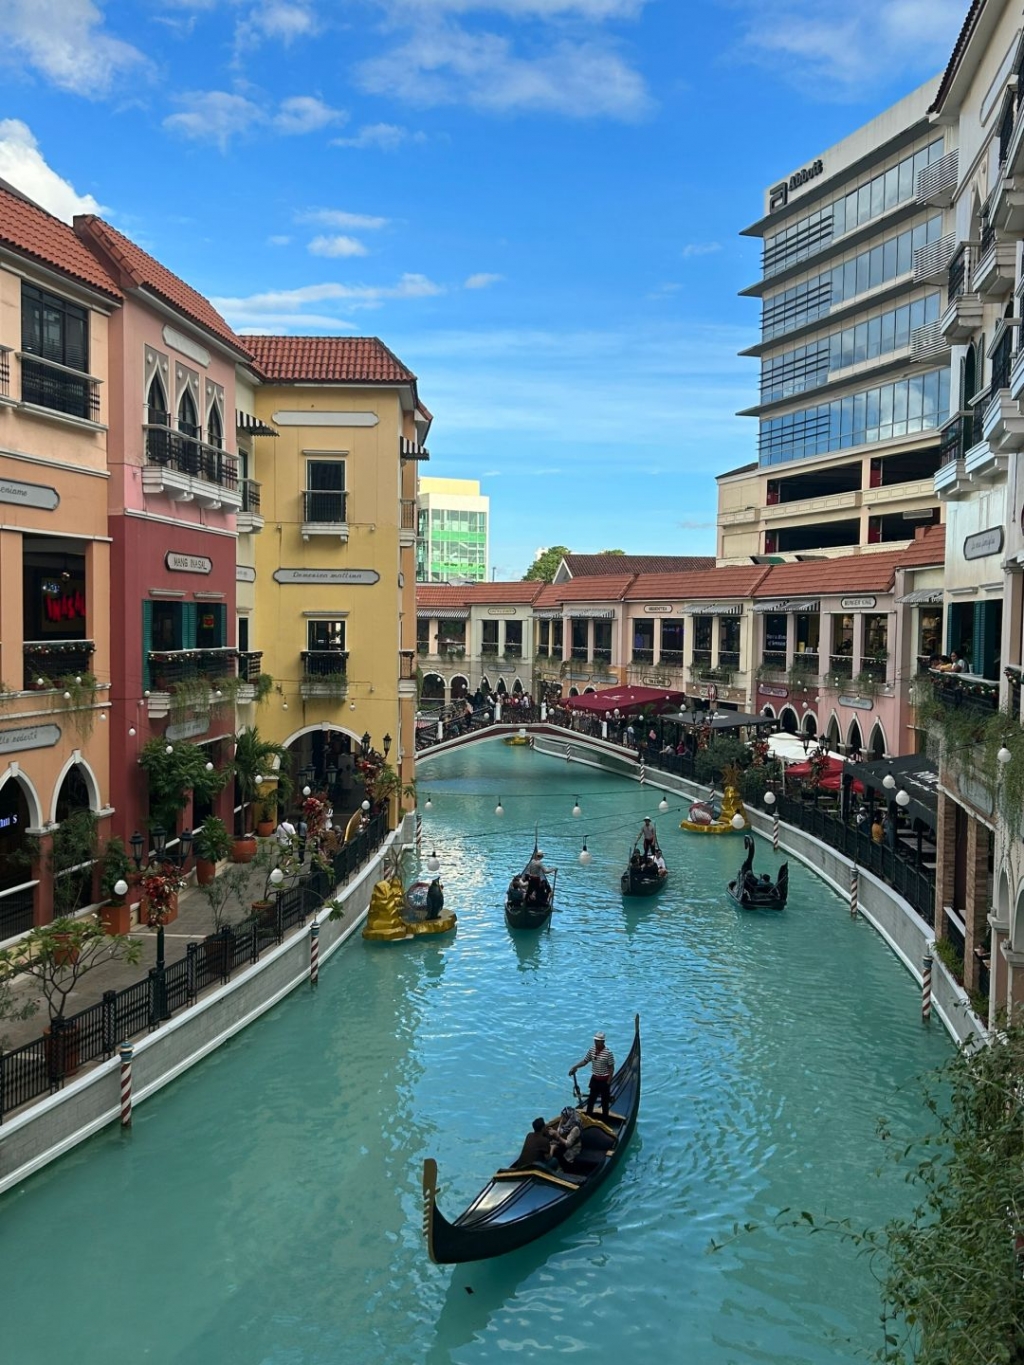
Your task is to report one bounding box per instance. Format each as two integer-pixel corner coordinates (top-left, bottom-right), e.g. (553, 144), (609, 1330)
(233, 726), (293, 831)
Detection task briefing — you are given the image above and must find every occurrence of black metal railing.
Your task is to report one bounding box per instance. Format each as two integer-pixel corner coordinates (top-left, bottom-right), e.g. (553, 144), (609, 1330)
(860, 656), (888, 681)
(980, 213), (996, 257)
(0, 347), (9, 398)
(719, 650), (741, 671)
(659, 650), (684, 669)
(481, 642), (499, 657)
(991, 328), (1014, 395)
(948, 243), (969, 299)
(148, 648), (238, 689)
(502, 646), (523, 660)
(827, 655), (854, 680)
(400, 650), (416, 681)
(300, 650), (348, 678)
(302, 490), (347, 524)
(0, 811), (388, 1122)
(789, 654), (818, 676)
(692, 649), (712, 667)
(401, 499), (417, 530)
(593, 646), (612, 664)
(759, 652), (787, 675)
(144, 425), (239, 491)
(632, 648), (654, 665)
(570, 646), (589, 661)
(0, 884), (36, 940)
(240, 479), (261, 514)
(1000, 100), (1016, 166)
(20, 354), (100, 421)
(239, 651), (263, 683)
(930, 670), (1000, 713)
(23, 640), (95, 690)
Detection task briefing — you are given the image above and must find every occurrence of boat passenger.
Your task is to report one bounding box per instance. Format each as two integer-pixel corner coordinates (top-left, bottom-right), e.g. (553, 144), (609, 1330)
(569, 1031), (615, 1120)
(426, 878), (445, 919)
(513, 1117), (558, 1172)
(654, 850), (666, 873)
(552, 1106), (583, 1171)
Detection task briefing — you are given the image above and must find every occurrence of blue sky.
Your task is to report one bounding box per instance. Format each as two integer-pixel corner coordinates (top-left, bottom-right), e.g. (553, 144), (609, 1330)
(0, 0), (966, 576)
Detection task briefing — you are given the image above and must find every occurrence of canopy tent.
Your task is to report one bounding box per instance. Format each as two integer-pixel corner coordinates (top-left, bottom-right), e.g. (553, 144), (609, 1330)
(783, 754), (862, 794)
(844, 754), (938, 829)
(662, 709), (775, 730)
(563, 685), (687, 716)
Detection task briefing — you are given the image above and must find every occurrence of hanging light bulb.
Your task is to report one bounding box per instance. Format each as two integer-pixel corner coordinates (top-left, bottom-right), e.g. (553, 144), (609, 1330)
(269, 868), (285, 887)
(302, 785), (311, 797)
(254, 774), (264, 786)
(882, 772), (896, 790)
(895, 789), (910, 808)
(205, 761), (214, 772)
(63, 691), (71, 700)
(572, 796), (581, 817)
(998, 745), (1013, 766)
(426, 849), (440, 872)
(578, 838), (592, 866)
(424, 794), (433, 811)
(764, 790), (776, 807)
(658, 796), (669, 813)
(74, 676), (82, 685)
(165, 744), (174, 754)
(495, 797), (504, 817)
(282, 702), (289, 710)
(99, 712), (107, 721)
(730, 813), (745, 830)
(128, 726), (136, 737)
(361, 800), (371, 813)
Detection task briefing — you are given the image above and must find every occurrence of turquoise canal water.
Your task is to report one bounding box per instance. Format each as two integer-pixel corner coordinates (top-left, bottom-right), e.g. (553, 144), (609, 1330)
(0, 742), (951, 1364)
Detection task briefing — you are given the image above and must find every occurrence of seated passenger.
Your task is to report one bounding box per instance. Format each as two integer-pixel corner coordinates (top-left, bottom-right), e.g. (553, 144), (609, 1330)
(508, 876), (526, 907)
(654, 850), (667, 872)
(551, 1106), (583, 1171)
(513, 1117), (558, 1172)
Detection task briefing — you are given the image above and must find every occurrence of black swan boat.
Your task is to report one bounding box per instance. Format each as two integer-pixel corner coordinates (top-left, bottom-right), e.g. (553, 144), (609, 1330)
(727, 834), (788, 910)
(422, 1015), (641, 1263)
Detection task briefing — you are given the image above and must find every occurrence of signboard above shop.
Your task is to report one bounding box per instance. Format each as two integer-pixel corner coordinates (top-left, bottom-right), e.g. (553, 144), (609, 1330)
(840, 596), (877, 610)
(273, 568), (380, 585)
(963, 527), (1004, 561)
(166, 552), (212, 575)
(0, 478), (59, 511)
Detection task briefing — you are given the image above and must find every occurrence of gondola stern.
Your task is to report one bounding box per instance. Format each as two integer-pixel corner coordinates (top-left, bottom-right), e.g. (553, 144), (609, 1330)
(422, 1157), (456, 1265)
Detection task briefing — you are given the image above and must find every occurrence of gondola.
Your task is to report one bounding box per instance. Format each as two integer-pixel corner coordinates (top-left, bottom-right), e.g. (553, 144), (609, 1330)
(504, 843), (557, 930)
(422, 1015), (641, 1264)
(620, 843), (667, 897)
(727, 834), (788, 910)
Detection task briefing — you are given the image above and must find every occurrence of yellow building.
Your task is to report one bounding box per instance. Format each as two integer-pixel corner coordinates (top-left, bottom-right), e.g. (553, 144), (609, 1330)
(245, 337), (427, 818)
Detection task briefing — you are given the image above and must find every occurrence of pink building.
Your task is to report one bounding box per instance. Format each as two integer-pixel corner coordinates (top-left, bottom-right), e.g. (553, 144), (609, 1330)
(75, 218), (251, 848)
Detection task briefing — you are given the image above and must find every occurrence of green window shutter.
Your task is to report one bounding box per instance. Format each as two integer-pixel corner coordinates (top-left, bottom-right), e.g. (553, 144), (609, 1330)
(142, 599), (154, 690)
(216, 604), (228, 648)
(181, 602), (197, 651)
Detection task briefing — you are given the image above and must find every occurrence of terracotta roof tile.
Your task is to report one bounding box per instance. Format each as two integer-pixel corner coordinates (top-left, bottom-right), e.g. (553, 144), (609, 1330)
(74, 215), (246, 354)
(416, 582), (544, 607)
(625, 566), (770, 600)
(245, 335), (416, 385)
(563, 554), (716, 577)
(534, 575), (636, 606)
(754, 553), (904, 597)
(894, 522), (946, 567)
(0, 185), (120, 299)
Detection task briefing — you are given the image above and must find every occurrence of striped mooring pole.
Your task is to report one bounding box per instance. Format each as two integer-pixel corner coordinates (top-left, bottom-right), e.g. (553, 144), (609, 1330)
(119, 1042), (134, 1129)
(921, 952), (932, 1023)
(529, 735), (535, 749)
(415, 811), (423, 856)
(310, 921), (320, 987)
(849, 863), (859, 919)
(772, 811), (779, 855)
(564, 743), (572, 763)
(639, 762), (646, 786)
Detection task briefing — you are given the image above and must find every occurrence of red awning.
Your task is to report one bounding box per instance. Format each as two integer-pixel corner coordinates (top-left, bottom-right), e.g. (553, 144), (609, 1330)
(563, 685), (687, 716)
(784, 755), (863, 794)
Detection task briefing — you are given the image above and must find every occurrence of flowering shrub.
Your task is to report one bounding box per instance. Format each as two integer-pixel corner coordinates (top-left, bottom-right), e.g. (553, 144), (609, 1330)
(141, 864), (186, 927)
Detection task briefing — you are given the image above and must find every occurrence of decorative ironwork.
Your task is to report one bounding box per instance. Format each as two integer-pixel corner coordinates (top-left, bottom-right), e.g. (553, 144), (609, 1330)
(144, 425), (239, 491)
(20, 354), (100, 421)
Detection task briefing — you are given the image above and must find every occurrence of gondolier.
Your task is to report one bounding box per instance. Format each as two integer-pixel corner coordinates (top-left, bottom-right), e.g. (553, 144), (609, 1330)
(569, 1031), (615, 1119)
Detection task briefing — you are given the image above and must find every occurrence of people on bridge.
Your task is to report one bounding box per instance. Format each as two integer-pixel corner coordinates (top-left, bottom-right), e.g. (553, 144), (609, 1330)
(569, 1031), (615, 1120)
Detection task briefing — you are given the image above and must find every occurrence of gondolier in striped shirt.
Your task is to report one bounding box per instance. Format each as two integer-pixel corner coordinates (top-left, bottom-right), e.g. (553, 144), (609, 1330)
(569, 1032), (615, 1119)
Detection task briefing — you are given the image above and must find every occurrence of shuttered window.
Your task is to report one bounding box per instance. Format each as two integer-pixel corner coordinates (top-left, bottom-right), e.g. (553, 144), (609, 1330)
(21, 284), (89, 372)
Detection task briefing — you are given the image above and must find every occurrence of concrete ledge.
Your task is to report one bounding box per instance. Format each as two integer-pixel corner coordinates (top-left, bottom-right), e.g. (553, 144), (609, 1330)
(0, 823), (408, 1195)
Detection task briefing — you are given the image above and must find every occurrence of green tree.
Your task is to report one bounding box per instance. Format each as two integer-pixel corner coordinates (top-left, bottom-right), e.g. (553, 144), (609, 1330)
(522, 546), (571, 582)
(599, 548), (626, 555)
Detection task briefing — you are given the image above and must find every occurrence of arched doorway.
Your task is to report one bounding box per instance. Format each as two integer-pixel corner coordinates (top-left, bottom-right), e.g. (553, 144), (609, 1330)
(496, 679), (507, 696)
(779, 706), (798, 734)
(584, 686), (596, 694)
(421, 673), (445, 704)
(450, 674), (468, 701)
(282, 724), (359, 813)
(803, 712), (818, 737)
(760, 705), (776, 720)
(569, 687), (580, 697)
(868, 722), (886, 760)
(826, 714), (841, 749)
(512, 678), (524, 695)
(847, 719), (864, 755)
(52, 764), (97, 918)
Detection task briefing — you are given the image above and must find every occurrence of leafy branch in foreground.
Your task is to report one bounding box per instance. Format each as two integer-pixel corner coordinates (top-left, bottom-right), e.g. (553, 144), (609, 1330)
(709, 1022), (1024, 1364)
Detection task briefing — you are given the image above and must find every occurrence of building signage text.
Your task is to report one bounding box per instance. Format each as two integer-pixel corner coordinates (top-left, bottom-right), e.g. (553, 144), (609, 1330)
(166, 716), (211, 741)
(486, 606), (517, 616)
(840, 596), (877, 610)
(0, 723), (61, 753)
(769, 159), (824, 212)
(273, 568), (381, 585)
(757, 684), (789, 699)
(838, 695), (874, 711)
(644, 604), (674, 614)
(236, 566), (256, 583)
(0, 478), (59, 512)
(166, 552), (213, 575)
(963, 527), (1004, 561)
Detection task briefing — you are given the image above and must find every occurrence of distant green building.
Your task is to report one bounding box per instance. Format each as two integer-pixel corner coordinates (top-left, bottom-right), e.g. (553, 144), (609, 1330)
(416, 477), (490, 582)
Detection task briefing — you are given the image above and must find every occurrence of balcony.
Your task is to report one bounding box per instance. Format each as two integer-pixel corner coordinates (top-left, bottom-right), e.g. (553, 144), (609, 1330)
(143, 425), (241, 510)
(238, 651), (263, 683)
(825, 655), (854, 683)
(910, 320), (949, 363)
(399, 650), (416, 682)
(400, 498), (418, 549)
(859, 656), (888, 683)
(301, 490), (348, 542)
(972, 235), (1016, 298)
(0, 346), (10, 402)
(237, 479), (264, 534)
(762, 489), (859, 522)
(931, 670), (999, 716)
(148, 647), (238, 692)
(300, 650), (348, 700)
(19, 354), (101, 424)
(22, 640), (95, 691)
(939, 246), (983, 341)
(979, 330), (1024, 460)
(481, 642), (499, 657)
(916, 149), (958, 207)
(756, 653), (787, 678)
(934, 414), (973, 500)
(658, 649), (684, 669)
(788, 654), (819, 681)
(912, 233), (955, 286)
(632, 648), (654, 665)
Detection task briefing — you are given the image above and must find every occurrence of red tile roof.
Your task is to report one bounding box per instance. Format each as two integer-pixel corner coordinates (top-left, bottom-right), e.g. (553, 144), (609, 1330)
(245, 335), (417, 385)
(894, 522), (946, 567)
(754, 552), (905, 597)
(625, 566), (770, 600)
(562, 554), (715, 577)
(0, 184), (120, 299)
(74, 215), (247, 354)
(534, 575), (636, 606)
(416, 582), (544, 607)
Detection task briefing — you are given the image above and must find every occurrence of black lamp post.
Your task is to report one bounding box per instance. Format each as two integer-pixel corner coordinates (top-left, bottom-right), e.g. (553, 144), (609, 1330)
(382, 732), (392, 759)
(130, 830), (145, 869)
(146, 826), (192, 1023)
(361, 731), (371, 757)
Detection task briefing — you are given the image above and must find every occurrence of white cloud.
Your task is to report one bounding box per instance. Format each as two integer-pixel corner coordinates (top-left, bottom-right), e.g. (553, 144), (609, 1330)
(163, 91), (264, 150)
(267, 234), (292, 245)
(0, 120), (104, 221)
(235, 0), (318, 50)
(235, 314), (358, 333)
(357, 25), (651, 119)
(736, 0), (963, 98)
(273, 95), (347, 134)
(308, 234), (369, 258)
(297, 208), (390, 230)
(377, 2), (648, 21)
(0, 0), (147, 98)
(212, 273), (445, 328)
(465, 272), (504, 289)
(332, 122), (418, 151)
(681, 242), (720, 259)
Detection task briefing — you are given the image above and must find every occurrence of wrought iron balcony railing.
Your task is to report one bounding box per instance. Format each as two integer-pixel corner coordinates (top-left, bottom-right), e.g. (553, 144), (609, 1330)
(827, 654), (854, 679)
(632, 648), (654, 665)
(144, 425), (239, 490)
(148, 647), (238, 689)
(300, 650), (349, 678)
(20, 354), (100, 421)
(401, 498), (417, 530)
(302, 490), (347, 524)
(0, 346), (10, 399)
(240, 479), (261, 513)
(238, 651), (263, 683)
(23, 639), (95, 690)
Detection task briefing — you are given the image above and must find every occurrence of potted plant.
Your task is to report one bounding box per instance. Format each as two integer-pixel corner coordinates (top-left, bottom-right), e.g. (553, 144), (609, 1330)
(231, 832), (258, 864)
(141, 863), (185, 928)
(232, 726), (292, 835)
(256, 799), (277, 839)
(249, 834), (299, 926)
(0, 916), (141, 1077)
(139, 737), (229, 834)
(193, 817), (232, 885)
(99, 835), (135, 935)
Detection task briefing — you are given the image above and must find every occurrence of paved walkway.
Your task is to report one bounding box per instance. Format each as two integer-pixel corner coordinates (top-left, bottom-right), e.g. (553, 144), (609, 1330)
(0, 858), (315, 1054)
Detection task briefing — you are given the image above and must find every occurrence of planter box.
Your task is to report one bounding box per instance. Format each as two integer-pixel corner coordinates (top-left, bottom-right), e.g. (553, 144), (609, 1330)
(100, 901), (132, 936)
(231, 837), (257, 864)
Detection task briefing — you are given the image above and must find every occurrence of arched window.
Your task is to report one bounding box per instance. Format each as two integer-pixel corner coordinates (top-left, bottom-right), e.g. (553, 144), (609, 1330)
(779, 707), (798, 734)
(450, 675), (468, 700)
(147, 374), (168, 426)
(868, 723), (886, 760)
(847, 719), (863, 755)
(421, 673), (445, 702)
(803, 713), (817, 737)
(178, 388), (199, 439)
(207, 404), (223, 450)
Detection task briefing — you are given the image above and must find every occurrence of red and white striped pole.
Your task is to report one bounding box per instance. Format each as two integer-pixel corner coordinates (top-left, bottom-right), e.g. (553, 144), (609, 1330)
(849, 863), (859, 919)
(310, 921), (320, 987)
(119, 1042), (134, 1129)
(921, 952), (932, 1023)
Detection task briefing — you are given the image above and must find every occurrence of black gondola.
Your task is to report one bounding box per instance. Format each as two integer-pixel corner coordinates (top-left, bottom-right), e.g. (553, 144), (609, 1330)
(504, 847), (557, 930)
(422, 1015), (641, 1264)
(620, 844), (667, 897)
(727, 834), (788, 910)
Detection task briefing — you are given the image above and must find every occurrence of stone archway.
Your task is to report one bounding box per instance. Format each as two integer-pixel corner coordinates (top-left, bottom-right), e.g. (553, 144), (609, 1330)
(779, 706), (798, 734)
(450, 674), (469, 701)
(760, 705), (776, 720)
(826, 714), (841, 749)
(512, 678), (524, 694)
(847, 719), (864, 754)
(802, 712), (818, 737)
(421, 673), (445, 703)
(50, 756), (100, 824)
(0, 773), (37, 921)
(868, 721), (887, 760)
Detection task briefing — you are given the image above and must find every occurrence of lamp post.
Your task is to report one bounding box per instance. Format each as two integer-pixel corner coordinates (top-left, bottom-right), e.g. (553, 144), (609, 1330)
(361, 731), (371, 758)
(382, 732), (392, 759)
(147, 826), (192, 1022)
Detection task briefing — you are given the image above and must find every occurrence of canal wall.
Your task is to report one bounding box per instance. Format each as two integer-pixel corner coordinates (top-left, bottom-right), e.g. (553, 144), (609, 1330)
(0, 821), (410, 1195)
(531, 735), (979, 1048)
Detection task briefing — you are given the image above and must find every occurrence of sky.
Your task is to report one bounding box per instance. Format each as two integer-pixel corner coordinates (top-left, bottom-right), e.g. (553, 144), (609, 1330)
(0, 0), (968, 577)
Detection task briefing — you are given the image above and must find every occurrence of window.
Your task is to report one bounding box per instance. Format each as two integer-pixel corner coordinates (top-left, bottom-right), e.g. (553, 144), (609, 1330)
(238, 617), (250, 653)
(207, 405), (223, 450)
(308, 619), (346, 651)
(22, 284), (88, 372)
(147, 374), (168, 425)
(632, 619), (654, 663)
(178, 389), (199, 438)
(305, 460), (346, 524)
